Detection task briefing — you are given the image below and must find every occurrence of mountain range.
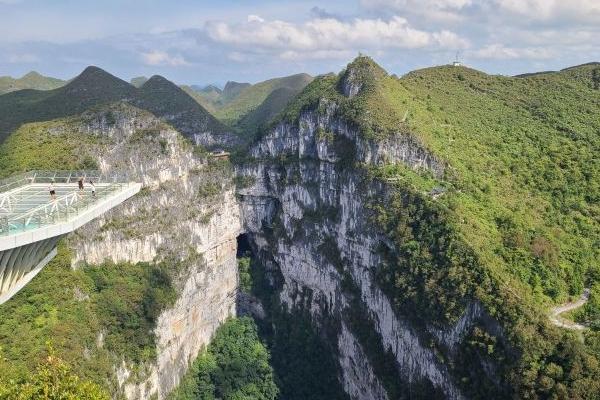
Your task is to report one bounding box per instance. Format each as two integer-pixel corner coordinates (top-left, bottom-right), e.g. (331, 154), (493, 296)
(0, 71), (65, 95)
(0, 56), (599, 400)
(0, 66), (229, 146)
(0, 68), (314, 146)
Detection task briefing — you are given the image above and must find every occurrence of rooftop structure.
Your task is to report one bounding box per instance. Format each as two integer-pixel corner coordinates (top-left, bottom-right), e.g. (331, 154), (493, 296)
(0, 170), (141, 304)
(210, 150), (230, 160)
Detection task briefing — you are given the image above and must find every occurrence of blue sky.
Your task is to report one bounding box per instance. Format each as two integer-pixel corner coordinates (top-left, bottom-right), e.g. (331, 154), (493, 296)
(0, 0), (599, 86)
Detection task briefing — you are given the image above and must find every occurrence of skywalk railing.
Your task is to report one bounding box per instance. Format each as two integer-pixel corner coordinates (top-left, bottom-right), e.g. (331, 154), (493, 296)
(0, 170), (131, 194)
(0, 170), (136, 236)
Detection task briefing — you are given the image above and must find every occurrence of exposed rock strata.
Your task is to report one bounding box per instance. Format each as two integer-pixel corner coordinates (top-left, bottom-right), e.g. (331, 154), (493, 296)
(67, 105), (241, 399)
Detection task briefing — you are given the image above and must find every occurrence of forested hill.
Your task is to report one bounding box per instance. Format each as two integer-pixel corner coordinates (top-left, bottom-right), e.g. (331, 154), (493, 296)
(0, 66), (228, 144)
(0, 71), (65, 95)
(395, 60), (600, 304)
(188, 73), (314, 137)
(278, 56), (600, 397)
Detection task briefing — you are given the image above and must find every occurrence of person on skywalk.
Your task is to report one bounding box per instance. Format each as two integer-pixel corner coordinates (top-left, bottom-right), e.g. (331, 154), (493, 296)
(90, 181), (96, 198)
(48, 182), (56, 201)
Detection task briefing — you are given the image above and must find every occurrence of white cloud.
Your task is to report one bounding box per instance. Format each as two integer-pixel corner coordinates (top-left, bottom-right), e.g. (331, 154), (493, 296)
(227, 51), (248, 62)
(280, 49), (355, 61)
(8, 53), (39, 63)
(247, 14), (265, 23)
(472, 43), (555, 60)
(205, 15), (469, 55)
(363, 0), (600, 24)
(494, 0), (600, 22)
(360, 0), (473, 22)
(362, 0), (472, 11)
(141, 50), (190, 66)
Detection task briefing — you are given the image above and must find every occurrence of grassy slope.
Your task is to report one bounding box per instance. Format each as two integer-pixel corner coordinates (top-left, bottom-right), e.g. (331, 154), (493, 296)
(281, 57), (599, 306)
(134, 75), (228, 135)
(180, 85), (218, 114)
(0, 71), (65, 95)
(399, 63), (600, 302)
(214, 74), (313, 125)
(272, 56), (600, 397)
(235, 87), (300, 138)
(0, 115), (107, 177)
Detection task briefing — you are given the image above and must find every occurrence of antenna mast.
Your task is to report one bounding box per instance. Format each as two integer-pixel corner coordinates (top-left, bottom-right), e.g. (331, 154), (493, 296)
(453, 51), (462, 67)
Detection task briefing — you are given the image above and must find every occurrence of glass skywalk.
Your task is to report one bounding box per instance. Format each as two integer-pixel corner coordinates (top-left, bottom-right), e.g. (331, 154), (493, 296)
(0, 170), (141, 304)
(0, 171), (132, 236)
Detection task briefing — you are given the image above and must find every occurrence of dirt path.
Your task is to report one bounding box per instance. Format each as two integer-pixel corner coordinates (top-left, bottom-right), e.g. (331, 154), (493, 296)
(549, 288), (590, 330)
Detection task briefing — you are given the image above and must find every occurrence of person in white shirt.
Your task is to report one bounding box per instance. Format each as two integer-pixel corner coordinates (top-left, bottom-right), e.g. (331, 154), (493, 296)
(48, 182), (56, 200)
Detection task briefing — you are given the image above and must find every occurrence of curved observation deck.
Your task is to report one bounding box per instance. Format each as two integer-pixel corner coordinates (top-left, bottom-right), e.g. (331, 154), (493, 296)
(0, 170), (141, 304)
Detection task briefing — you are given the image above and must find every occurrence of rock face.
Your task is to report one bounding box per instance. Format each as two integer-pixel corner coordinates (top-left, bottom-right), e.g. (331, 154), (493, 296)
(249, 100), (444, 178)
(67, 104), (242, 399)
(237, 99), (488, 399)
(60, 95), (487, 399)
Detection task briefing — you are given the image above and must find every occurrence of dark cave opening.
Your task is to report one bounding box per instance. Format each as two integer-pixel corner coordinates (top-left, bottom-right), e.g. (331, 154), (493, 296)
(236, 233), (252, 258)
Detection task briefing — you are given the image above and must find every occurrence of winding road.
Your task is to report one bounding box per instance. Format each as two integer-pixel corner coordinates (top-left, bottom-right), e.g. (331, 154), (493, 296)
(549, 288), (590, 330)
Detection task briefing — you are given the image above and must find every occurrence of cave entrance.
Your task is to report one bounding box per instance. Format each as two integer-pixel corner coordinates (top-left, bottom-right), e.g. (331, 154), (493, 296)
(236, 233), (252, 258)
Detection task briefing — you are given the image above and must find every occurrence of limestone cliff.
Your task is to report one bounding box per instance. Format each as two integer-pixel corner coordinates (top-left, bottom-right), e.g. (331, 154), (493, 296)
(66, 103), (241, 399)
(236, 87), (494, 398)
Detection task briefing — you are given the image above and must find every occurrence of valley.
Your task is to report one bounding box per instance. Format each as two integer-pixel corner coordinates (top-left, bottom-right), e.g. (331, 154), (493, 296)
(0, 55), (599, 400)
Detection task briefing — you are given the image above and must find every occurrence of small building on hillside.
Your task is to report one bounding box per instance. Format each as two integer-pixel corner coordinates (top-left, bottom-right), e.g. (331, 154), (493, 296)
(210, 150), (230, 160)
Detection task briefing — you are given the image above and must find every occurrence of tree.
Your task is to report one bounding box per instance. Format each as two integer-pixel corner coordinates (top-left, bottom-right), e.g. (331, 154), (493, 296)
(0, 346), (110, 400)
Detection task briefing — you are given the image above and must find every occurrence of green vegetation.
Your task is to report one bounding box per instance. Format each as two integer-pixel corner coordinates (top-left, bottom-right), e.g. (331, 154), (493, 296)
(0, 66), (135, 143)
(221, 81), (251, 103)
(236, 87), (301, 137)
(0, 66), (226, 144)
(0, 71), (65, 95)
(195, 157), (234, 202)
(233, 175), (256, 189)
(0, 347), (110, 400)
(186, 81), (249, 116)
(180, 85), (218, 114)
(274, 73), (339, 126)
(397, 62), (599, 305)
(85, 259), (177, 364)
(593, 68), (600, 90)
(0, 242), (177, 391)
(169, 317), (278, 400)
(237, 257), (252, 293)
(133, 75), (228, 137)
(281, 55), (600, 310)
(215, 74), (313, 127)
(270, 55), (600, 398)
(0, 117), (106, 177)
(192, 81), (250, 111)
(245, 254), (349, 400)
(188, 74), (313, 138)
(363, 57), (600, 398)
(573, 284), (600, 330)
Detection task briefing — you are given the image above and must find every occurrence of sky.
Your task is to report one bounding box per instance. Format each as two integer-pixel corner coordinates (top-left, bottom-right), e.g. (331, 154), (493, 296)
(0, 0), (599, 86)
